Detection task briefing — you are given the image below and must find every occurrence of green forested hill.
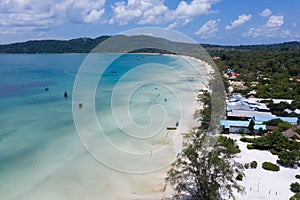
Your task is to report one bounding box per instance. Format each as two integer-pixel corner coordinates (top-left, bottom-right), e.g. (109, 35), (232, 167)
(0, 35), (299, 54)
(0, 36), (110, 53)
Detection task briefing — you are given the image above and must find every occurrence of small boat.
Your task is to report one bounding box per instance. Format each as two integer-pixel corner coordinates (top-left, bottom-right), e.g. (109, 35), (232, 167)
(110, 70), (117, 73)
(167, 126), (177, 130)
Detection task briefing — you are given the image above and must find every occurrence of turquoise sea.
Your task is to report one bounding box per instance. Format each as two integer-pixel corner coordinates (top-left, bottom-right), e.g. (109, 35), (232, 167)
(0, 54), (209, 199)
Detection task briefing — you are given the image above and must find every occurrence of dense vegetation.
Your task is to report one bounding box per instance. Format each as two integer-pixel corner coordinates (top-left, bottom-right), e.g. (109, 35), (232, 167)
(290, 192), (300, 200)
(1, 36), (298, 54)
(167, 90), (244, 200)
(241, 131), (300, 167)
(0, 36), (110, 53)
(260, 100), (300, 116)
(291, 182), (300, 193)
(203, 41), (300, 51)
(194, 89), (212, 130)
(262, 161), (280, 171)
(210, 44), (300, 100)
(263, 118), (294, 131)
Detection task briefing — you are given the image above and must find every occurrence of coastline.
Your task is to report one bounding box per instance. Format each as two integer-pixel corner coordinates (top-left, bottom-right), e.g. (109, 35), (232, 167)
(161, 54), (215, 199)
(124, 53), (215, 200)
(106, 53), (215, 200)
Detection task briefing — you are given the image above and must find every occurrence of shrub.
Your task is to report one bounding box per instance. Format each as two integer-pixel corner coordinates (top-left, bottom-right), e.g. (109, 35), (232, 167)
(263, 118), (284, 126)
(250, 161), (258, 168)
(291, 182), (300, 193)
(296, 175), (300, 179)
(270, 148), (279, 155)
(277, 151), (300, 167)
(278, 121), (293, 132)
(277, 158), (290, 167)
(236, 173), (243, 181)
(262, 162), (280, 172)
(290, 192), (300, 200)
(240, 137), (255, 143)
(247, 144), (255, 149)
(244, 163), (249, 169)
(257, 127), (265, 135)
(218, 136), (241, 154)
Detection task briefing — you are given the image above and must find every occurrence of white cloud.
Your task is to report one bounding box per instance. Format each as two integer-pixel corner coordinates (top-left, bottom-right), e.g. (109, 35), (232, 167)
(1, 0), (220, 35)
(167, 22), (177, 29)
(110, 0), (219, 26)
(139, 2), (169, 24)
(259, 8), (272, 17)
(0, 0), (106, 34)
(174, 0), (216, 17)
(109, 0), (168, 25)
(166, 0), (219, 26)
(83, 9), (105, 23)
(265, 15), (284, 28)
(195, 19), (220, 39)
(225, 14), (252, 30)
(243, 15), (290, 38)
(54, 0), (106, 23)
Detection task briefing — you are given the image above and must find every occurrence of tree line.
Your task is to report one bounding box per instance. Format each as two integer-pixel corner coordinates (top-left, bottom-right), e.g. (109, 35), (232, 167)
(210, 47), (300, 100)
(0, 35), (298, 54)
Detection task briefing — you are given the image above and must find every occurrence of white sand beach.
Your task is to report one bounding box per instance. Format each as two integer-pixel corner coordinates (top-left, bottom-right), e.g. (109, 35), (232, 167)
(121, 55), (214, 200)
(227, 134), (298, 200)
(158, 55), (214, 199)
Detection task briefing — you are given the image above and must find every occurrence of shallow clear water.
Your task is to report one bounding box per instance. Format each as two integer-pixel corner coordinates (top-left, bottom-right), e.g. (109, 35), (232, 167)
(0, 54), (209, 199)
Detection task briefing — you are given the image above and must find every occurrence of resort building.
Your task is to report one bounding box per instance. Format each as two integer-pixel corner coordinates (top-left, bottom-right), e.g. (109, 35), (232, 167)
(294, 109), (300, 118)
(282, 125), (300, 140)
(284, 108), (300, 118)
(221, 96), (299, 134)
(220, 120), (266, 134)
(226, 97), (270, 112)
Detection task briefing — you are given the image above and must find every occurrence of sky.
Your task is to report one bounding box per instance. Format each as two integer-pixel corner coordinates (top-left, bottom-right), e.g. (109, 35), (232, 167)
(0, 0), (299, 45)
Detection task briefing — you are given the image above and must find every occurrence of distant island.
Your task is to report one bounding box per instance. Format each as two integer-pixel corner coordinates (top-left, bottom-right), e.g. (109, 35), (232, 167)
(0, 35), (299, 54)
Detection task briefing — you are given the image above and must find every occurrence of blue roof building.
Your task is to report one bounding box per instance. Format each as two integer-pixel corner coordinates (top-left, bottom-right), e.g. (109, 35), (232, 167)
(223, 96), (299, 133)
(220, 120), (266, 134)
(278, 117), (298, 125)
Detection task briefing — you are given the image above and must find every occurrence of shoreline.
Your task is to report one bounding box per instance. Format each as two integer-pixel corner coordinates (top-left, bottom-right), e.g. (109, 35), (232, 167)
(109, 53), (215, 200)
(126, 53), (215, 200)
(161, 54), (215, 199)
